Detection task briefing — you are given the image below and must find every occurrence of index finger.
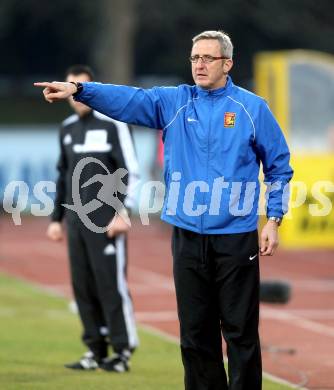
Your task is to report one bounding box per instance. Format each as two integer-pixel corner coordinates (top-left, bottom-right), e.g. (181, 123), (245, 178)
(34, 82), (53, 88)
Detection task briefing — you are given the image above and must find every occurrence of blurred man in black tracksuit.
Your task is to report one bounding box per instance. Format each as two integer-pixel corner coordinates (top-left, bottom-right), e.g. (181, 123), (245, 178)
(47, 65), (139, 372)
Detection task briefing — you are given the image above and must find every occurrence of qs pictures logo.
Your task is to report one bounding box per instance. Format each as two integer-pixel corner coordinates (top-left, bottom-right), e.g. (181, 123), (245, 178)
(64, 157), (130, 233)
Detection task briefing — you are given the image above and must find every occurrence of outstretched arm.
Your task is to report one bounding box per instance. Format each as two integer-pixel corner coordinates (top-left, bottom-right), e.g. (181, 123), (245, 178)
(34, 82), (77, 103)
(35, 81), (180, 129)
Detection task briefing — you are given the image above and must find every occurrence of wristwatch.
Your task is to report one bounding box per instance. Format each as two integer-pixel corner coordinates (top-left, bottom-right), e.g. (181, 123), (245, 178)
(268, 216), (282, 226)
(69, 81), (83, 97)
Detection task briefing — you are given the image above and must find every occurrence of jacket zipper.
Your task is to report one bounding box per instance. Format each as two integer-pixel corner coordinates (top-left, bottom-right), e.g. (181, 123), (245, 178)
(201, 94), (214, 233)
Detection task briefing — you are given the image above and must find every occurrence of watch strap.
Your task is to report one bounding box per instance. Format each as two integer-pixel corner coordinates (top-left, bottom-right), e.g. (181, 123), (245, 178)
(69, 81), (83, 97)
(268, 216), (282, 226)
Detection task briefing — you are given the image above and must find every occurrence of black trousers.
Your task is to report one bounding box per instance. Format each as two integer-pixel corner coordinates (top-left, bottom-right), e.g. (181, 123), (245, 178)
(172, 227), (262, 390)
(66, 221), (138, 359)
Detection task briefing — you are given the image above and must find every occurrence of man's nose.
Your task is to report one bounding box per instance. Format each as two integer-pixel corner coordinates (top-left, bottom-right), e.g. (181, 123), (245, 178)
(195, 59), (205, 69)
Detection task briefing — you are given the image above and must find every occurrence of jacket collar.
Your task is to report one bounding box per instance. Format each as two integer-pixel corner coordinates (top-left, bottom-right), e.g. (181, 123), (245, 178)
(195, 75), (233, 97)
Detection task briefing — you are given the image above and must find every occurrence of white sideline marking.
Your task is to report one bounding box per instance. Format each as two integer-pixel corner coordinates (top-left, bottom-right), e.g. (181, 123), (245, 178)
(136, 311), (178, 322)
(0, 308), (72, 318)
(128, 283), (174, 295)
(0, 308), (16, 316)
(263, 371), (309, 390)
(261, 308), (334, 338)
(292, 280), (334, 292)
(272, 309), (334, 319)
(130, 266), (175, 290)
(140, 323), (179, 344)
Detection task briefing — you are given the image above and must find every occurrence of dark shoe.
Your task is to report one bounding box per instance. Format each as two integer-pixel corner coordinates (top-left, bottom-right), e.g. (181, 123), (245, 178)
(100, 354), (130, 373)
(64, 351), (100, 370)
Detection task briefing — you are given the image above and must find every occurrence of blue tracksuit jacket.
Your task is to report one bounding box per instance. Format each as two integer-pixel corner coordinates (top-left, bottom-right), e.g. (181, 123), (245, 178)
(76, 76), (293, 234)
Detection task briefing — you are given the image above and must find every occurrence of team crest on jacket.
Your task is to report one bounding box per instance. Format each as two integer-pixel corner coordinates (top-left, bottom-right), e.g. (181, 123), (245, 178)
(224, 112), (236, 128)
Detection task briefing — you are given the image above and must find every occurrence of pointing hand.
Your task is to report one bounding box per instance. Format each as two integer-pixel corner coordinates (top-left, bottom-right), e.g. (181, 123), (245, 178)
(34, 81), (77, 103)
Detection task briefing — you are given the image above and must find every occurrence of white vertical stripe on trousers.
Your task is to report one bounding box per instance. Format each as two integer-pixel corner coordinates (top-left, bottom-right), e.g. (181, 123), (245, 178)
(115, 234), (139, 349)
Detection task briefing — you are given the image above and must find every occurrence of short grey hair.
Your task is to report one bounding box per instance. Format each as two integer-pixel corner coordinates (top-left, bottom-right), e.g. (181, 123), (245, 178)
(192, 30), (233, 59)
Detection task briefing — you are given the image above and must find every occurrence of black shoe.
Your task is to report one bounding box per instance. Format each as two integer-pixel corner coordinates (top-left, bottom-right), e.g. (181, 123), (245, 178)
(64, 351), (100, 370)
(100, 353), (130, 373)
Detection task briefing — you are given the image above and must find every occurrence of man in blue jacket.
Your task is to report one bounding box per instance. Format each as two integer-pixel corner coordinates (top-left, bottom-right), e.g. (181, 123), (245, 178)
(35, 30), (293, 390)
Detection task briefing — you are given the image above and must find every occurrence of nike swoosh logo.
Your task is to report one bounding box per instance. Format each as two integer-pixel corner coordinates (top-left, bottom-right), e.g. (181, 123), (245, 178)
(187, 118), (198, 122)
(249, 254), (258, 261)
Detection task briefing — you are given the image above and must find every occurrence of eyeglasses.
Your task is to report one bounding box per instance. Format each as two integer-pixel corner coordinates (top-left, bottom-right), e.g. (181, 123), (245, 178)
(189, 55), (228, 64)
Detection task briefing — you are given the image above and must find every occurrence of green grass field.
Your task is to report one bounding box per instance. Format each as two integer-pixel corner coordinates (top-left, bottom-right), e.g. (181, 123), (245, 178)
(0, 274), (293, 390)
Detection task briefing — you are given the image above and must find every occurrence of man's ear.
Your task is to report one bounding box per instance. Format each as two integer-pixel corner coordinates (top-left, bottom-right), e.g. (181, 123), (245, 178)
(223, 59), (233, 73)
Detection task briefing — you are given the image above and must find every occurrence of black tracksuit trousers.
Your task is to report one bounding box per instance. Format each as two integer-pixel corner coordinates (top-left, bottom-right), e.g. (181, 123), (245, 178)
(66, 220), (138, 359)
(172, 227), (262, 390)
